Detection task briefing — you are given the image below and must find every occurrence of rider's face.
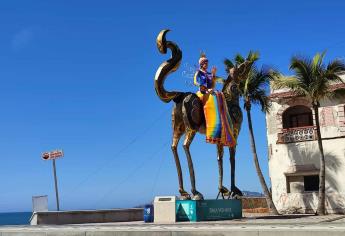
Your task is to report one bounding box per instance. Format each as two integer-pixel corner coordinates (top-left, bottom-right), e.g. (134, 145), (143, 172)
(202, 61), (208, 70)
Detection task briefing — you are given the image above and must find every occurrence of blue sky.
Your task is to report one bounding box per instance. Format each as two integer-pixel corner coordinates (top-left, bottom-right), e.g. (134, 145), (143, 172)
(0, 1), (345, 212)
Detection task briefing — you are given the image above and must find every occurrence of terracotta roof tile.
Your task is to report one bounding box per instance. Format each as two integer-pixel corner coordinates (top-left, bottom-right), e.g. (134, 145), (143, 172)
(269, 83), (345, 99)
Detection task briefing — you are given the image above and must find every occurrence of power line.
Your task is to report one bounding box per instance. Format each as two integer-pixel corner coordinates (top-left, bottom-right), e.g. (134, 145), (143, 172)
(150, 149), (166, 196)
(64, 106), (171, 196)
(95, 141), (169, 205)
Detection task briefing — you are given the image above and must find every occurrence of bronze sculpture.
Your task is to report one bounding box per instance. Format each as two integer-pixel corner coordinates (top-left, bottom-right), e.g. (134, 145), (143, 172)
(154, 29), (252, 200)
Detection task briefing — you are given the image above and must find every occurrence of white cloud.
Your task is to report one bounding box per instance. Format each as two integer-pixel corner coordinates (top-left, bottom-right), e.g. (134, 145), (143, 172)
(11, 27), (35, 51)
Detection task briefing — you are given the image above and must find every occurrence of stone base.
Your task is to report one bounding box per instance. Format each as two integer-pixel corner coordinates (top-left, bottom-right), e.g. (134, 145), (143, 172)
(176, 199), (242, 222)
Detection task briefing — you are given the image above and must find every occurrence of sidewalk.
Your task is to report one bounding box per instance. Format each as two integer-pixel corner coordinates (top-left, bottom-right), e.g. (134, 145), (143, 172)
(1, 214), (345, 236)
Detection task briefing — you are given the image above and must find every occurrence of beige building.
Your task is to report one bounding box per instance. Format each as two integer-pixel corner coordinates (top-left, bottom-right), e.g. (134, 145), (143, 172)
(266, 76), (345, 214)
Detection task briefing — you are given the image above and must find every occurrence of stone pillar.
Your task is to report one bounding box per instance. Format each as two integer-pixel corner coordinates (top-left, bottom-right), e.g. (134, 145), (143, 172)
(338, 105), (345, 134)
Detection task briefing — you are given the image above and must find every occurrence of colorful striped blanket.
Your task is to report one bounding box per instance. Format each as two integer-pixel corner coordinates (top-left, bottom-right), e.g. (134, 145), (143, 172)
(197, 91), (236, 147)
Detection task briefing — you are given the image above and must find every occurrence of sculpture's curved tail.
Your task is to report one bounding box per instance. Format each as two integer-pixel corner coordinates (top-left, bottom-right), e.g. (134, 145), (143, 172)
(154, 29), (183, 103)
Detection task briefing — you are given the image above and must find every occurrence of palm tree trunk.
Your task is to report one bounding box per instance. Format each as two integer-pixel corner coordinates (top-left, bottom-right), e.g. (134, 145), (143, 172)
(314, 104), (326, 215)
(246, 106), (279, 215)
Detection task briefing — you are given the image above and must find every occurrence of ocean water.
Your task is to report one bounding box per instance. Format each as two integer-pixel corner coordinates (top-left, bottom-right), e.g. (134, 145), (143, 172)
(0, 212), (32, 225)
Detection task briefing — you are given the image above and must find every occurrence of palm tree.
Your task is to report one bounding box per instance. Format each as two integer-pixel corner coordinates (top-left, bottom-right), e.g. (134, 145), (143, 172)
(225, 52), (279, 215)
(273, 52), (345, 215)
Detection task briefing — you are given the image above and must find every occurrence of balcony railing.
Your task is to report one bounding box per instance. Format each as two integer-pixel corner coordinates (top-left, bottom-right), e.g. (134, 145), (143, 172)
(277, 126), (318, 144)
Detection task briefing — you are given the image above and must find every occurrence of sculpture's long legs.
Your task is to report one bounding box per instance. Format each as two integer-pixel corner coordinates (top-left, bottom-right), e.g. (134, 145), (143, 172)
(229, 146), (243, 197)
(230, 146), (236, 190)
(183, 130), (203, 200)
(216, 144), (230, 199)
(217, 144), (224, 192)
(171, 129), (190, 199)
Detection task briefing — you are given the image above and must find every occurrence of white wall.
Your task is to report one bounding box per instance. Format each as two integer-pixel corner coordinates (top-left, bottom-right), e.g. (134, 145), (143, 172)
(266, 94), (345, 214)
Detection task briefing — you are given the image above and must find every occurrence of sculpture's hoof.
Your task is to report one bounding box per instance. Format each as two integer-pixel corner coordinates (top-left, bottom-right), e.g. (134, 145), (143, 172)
(219, 186), (230, 195)
(179, 189), (191, 200)
(230, 193), (241, 199)
(192, 191), (204, 201)
(230, 186), (243, 199)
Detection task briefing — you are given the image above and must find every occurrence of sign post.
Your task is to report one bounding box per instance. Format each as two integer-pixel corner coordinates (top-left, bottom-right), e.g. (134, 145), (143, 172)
(42, 150), (64, 211)
(52, 159), (60, 211)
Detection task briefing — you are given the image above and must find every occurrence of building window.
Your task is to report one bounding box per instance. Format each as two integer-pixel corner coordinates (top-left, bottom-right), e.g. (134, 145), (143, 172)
(282, 105), (313, 129)
(304, 175), (319, 192)
(286, 174), (319, 193)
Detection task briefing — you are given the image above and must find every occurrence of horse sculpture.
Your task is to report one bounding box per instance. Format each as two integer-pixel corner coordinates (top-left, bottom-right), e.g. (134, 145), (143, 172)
(154, 29), (252, 200)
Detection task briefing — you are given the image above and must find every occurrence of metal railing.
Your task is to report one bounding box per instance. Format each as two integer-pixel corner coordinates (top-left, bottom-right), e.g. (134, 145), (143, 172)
(277, 126), (317, 144)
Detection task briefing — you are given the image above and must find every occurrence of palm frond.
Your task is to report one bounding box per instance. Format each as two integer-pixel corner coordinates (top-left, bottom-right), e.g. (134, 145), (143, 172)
(276, 52), (345, 103)
(272, 74), (308, 97)
(266, 65), (281, 77)
(310, 77), (329, 100)
(325, 88), (345, 100)
(325, 59), (345, 81)
(290, 56), (313, 87)
(247, 69), (268, 95)
(234, 53), (245, 64)
(271, 74), (299, 89)
(224, 58), (234, 73)
(252, 91), (271, 113)
(312, 51), (326, 72)
(239, 66), (272, 113)
(247, 51), (260, 63)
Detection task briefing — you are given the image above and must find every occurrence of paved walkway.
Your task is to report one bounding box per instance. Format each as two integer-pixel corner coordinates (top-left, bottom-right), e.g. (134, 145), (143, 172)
(0, 214), (345, 235)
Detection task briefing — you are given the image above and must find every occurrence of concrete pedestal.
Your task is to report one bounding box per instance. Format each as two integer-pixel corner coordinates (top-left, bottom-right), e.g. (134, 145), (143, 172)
(153, 196), (176, 223)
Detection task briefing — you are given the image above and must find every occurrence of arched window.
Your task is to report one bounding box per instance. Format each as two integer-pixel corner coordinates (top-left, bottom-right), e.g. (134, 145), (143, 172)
(282, 105), (313, 129)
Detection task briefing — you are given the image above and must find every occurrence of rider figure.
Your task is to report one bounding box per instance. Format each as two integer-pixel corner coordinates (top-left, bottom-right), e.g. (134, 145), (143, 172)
(194, 53), (217, 94)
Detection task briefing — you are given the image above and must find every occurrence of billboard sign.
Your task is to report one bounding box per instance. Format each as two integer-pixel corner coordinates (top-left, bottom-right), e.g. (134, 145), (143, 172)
(42, 150), (64, 160)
